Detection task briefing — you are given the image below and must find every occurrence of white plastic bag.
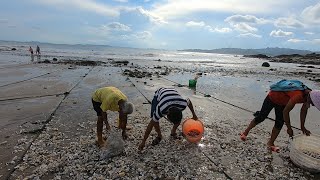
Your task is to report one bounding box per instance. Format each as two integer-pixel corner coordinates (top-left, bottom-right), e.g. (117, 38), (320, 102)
(100, 130), (125, 159)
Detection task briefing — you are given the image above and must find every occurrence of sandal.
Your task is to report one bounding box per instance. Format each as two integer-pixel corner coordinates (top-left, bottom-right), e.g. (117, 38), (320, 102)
(269, 145), (280, 153)
(240, 132), (247, 141)
(151, 136), (162, 146)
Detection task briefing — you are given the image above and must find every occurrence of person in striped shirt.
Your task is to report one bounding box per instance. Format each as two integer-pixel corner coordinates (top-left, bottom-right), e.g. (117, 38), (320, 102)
(138, 87), (198, 151)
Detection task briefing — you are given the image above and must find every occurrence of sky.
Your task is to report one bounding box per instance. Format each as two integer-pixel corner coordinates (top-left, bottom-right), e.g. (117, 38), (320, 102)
(0, 0), (320, 51)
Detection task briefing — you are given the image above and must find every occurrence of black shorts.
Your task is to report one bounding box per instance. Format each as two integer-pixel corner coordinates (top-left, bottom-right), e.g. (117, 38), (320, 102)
(254, 95), (285, 130)
(92, 99), (102, 116)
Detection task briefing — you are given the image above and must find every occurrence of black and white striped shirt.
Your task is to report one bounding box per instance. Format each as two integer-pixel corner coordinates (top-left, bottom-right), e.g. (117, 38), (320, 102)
(152, 88), (188, 122)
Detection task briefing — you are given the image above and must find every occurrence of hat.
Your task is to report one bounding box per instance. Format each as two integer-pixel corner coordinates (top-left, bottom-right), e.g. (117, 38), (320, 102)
(123, 101), (134, 114)
(310, 90), (320, 111)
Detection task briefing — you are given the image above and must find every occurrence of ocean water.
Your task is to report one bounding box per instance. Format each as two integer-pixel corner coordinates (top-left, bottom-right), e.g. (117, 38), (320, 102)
(0, 40), (296, 70)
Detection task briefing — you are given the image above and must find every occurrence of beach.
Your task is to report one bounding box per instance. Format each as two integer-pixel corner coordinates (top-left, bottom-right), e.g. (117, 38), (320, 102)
(0, 43), (320, 179)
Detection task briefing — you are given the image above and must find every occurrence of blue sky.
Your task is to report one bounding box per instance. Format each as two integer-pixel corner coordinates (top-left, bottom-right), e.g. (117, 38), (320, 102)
(1, 0), (320, 50)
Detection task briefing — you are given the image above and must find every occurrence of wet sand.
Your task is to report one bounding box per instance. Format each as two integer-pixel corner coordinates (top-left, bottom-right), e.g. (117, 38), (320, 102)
(0, 55), (319, 179)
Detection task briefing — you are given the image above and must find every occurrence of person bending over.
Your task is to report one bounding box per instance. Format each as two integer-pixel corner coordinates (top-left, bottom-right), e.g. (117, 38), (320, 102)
(138, 87), (198, 151)
(240, 83), (320, 152)
(92, 86), (134, 147)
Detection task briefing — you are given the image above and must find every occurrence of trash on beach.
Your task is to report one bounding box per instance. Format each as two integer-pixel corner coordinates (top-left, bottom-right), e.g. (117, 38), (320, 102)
(100, 130), (125, 160)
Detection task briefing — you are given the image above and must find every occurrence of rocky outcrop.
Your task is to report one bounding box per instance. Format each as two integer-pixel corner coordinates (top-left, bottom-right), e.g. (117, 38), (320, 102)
(243, 54), (270, 59)
(270, 53), (320, 65)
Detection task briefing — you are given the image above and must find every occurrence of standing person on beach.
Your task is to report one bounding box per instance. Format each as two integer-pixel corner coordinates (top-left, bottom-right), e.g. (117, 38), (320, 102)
(29, 46), (33, 55)
(138, 87), (198, 151)
(36, 45), (40, 55)
(91, 86), (135, 147)
(240, 80), (320, 152)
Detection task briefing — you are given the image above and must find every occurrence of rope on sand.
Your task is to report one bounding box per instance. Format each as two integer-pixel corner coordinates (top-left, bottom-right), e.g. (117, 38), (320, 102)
(0, 72), (53, 88)
(161, 77), (302, 131)
(5, 67), (95, 180)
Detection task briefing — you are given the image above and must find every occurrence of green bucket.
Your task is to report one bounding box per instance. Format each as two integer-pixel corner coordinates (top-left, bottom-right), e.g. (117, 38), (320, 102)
(189, 79), (197, 87)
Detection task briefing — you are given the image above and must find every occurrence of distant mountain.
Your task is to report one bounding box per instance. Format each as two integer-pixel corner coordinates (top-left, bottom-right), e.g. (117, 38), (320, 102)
(180, 47), (313, 57)
(0, 40), (112, 48)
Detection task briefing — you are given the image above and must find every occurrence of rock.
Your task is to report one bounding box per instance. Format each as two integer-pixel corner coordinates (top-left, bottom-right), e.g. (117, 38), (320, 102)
(262, 62), (270, 67)
(53, 58), (58, 61)
(307, 70), (312, 72)
(11, 48), (16, 51)
(244, 54), (270, 59)
(43, 60), (51, 63)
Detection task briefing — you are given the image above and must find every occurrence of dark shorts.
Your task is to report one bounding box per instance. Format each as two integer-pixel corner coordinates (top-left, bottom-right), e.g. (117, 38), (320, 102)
(150, 96), (158, 118)
(92, 99), (102, 116)
(254, 95), (286, 130)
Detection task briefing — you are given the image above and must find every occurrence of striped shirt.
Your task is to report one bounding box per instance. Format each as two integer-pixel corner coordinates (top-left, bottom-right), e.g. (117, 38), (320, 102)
(152, 88), (188, 122)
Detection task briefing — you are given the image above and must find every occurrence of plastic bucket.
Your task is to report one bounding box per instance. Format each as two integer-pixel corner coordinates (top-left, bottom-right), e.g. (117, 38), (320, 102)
(189, 79), (197, 87)
(182, 119), (204, 143)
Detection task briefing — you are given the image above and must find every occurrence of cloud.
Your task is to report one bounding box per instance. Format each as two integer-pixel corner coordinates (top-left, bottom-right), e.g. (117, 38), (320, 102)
(136, 7), (168, 25)
(121, 31), (152, 40)
(232, 23), (257, 33)
(238, 33), (262, 38)
(0, 19), (9, 24)
(270, 29), (293, 37)
(150, 0), (296, 20)
(287, 39), (309, 43)
(274, 17), (304, 28)
(35, 0), (119, 17)
(113, 0), (128, 2)
(304, 32), (314, 35)
(301, 2), (320, 24)
(206, 26), (232, 33)
(225, 15), (268, 25)
(104, 22), (131, 31)
(186, 21), (205, 27)
(313, 39), (320, 44)
(213, 27), (232, 33)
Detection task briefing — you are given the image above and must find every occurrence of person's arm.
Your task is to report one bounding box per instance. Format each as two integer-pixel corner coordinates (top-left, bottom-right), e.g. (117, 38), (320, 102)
(138, 120), (159, 151)
(187, 99), (198, 120)
(118, 108), (128, 140)
(300, 102), (311, 135)
(283, 99), (296, 137)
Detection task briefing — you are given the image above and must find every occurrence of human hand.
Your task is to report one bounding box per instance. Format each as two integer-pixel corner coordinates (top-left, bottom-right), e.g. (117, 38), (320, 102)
(287, 128), (293, 137)
(138, 142), (145, 151)
(301, 127), (311, 136)
(122, 131), (128, 140)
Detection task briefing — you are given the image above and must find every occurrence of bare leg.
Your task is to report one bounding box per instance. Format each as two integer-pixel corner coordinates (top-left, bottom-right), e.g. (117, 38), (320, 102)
(103, 119), (111, 131)
(243, 119), (256, 136)
(97, 116), (105, 147)
(267, 126), (281, 147)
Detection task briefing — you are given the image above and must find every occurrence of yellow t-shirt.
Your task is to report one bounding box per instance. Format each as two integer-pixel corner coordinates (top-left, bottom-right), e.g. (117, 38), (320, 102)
(92, 87), (127, 112)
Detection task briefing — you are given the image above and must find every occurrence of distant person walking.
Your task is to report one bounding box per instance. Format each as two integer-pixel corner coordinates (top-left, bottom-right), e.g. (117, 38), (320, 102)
(36, 45), (40, 55)
(240, 80), (320, 152)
